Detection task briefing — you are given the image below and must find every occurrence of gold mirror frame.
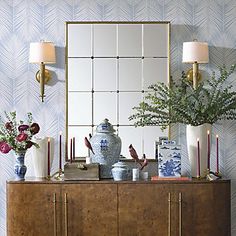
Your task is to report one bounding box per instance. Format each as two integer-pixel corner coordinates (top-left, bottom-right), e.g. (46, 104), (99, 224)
(65, 21), (171, 161)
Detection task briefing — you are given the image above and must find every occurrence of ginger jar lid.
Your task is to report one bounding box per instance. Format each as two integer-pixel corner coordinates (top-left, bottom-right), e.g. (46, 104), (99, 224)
(96, 118), (115, 133)
(112, 161), (129, 168)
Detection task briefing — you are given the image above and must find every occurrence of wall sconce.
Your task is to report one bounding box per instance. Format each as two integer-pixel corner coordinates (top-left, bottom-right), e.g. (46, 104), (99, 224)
(182, 41), (209, 89)
(29, 42), (56, 102)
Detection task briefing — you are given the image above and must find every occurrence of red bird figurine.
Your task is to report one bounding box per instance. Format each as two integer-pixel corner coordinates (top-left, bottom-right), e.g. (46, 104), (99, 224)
(140, 154), (148, 170)
(129, 144), (142, 166)
(84, 137), (95, 154)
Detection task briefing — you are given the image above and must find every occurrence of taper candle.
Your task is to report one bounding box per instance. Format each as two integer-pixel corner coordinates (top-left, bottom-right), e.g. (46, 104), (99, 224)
(73, 137), (75, 160)
(216, 134), (219, 173)
(65, 139), (68, 162)
(70, 138), (72, 163)
(197, 138), (200, 177)
(48, 138), (50, 177)
(59, 131), (62, 170)
(207, 130), (210, 170)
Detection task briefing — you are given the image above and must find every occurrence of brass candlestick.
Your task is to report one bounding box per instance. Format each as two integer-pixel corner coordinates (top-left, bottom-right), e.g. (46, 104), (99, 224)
(206, 169), (222, 181)
(51, 169), (64, 180)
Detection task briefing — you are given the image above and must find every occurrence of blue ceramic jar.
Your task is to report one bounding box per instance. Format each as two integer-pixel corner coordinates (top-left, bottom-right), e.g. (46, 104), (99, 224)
(90, 119), (121, 178)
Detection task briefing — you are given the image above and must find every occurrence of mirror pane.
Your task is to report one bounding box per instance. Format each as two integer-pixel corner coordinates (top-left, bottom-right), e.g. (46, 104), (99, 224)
(119, 92), (143, 125)
(68, 93), (92, 125)
(143, 126), (168, 158)
(68, 24), (92, 57)
(94, 24), (117, 57)
(68, 58), (92, 91)
(93, 92), (117, 125)
(68, 126), (93, 157)
(143, 58), (168, 90)
(119, 58), (142, 91)
(143, 24), (169, 57)
(118, 24), (142, 56)
(118, 126), (143, 158)
(94, 58), (117, 91)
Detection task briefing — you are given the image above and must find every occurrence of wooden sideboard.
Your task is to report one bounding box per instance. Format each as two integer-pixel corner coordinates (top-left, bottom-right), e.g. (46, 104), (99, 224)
(7, 179), (230, 236)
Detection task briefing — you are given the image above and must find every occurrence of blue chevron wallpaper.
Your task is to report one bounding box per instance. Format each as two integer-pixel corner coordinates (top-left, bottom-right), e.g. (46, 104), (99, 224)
(1, 0), (236, 235)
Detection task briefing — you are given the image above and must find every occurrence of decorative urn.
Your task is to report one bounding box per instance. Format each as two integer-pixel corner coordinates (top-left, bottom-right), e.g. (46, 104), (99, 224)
(111, 161), (130, 181)
(90, 119), (121, 178)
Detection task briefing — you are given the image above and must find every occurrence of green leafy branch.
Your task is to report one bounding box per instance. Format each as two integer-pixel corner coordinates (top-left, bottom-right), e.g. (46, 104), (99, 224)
(129, 65), (236, 130)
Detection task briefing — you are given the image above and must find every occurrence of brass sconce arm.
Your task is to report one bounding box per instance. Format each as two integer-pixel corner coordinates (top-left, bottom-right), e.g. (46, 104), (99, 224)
(192, 61), (198, 90)
(40, 62), (45, 102)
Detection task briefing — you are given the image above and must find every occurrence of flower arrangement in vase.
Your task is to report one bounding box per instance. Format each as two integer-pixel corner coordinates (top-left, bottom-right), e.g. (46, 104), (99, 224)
(0, 111), (40, 180)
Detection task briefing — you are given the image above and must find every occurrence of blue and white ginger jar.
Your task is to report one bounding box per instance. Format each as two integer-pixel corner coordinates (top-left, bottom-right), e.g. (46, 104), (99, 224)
(111, 161), (130, 181)
(90, 119), (121, 178)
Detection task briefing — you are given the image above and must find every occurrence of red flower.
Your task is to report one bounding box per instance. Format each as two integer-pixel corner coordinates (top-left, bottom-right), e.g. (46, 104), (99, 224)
(26, 141), (33, 149)
(30, 123), (40, 135)
(0, 142), (11, 154)
(16, 133), (28, 142)
(18, 125), (29, 132)
(5, 122), (13, 131)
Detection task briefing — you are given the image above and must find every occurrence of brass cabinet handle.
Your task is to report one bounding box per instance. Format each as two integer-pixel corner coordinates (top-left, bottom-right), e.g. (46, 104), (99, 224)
(64, 193), (68, 236)
(168, 192), (171, 236)
(53, 193), (57, 236)
(179, 192), (182, 236)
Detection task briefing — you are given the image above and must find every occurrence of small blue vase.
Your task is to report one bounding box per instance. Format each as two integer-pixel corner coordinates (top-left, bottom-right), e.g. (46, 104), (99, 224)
(14, 151), (27, 181)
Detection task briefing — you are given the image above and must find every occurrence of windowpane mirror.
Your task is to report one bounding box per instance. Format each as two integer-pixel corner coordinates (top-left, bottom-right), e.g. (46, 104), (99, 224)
(66, 21), (170, 160)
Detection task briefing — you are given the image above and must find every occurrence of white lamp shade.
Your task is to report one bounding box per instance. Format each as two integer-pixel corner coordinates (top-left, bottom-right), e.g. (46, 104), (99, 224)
(29, 42), (56, 64)
(182, 41), (209, 63)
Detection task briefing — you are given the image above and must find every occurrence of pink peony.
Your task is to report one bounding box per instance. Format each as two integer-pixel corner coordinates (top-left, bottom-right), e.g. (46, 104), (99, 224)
(18, 124), (29, 132)
(16, 133), (28, 142)
(0, 142), (12, 154)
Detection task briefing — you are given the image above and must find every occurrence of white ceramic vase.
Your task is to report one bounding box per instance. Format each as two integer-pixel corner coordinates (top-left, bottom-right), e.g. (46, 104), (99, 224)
(31, 137), (54, 178)
(186, 124), (211, 178)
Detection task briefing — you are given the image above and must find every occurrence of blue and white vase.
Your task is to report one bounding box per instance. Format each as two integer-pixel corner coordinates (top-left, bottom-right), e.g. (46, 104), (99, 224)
(14, 151), (27, 181)
(90, 119), (121, 178)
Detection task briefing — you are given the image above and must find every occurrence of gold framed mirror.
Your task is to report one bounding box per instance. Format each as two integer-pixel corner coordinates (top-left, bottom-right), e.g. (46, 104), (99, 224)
(65, 21), (170, 161)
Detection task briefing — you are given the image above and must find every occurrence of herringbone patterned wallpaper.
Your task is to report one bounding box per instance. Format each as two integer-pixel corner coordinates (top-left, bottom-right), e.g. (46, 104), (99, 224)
(1, 0), (236, 235)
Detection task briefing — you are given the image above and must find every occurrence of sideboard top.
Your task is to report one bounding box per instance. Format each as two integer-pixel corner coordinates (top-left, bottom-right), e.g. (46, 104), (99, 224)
(6, 177), (230, 185)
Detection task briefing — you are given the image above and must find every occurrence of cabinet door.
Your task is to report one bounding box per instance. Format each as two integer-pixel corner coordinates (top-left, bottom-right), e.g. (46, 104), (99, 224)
(7, 183), (61, 236)
(62, 183), (118, 236)
(118, 183), (171, 236)
(172, 184), (193, 236)
(191, 182), (230, 236)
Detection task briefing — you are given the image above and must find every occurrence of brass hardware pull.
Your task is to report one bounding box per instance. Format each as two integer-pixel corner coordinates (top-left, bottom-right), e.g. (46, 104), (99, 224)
(179, 192), (182, 236)
(64, 193), (68, 236)
(168, 192), (171, 236)
(53, 193), (57, 236)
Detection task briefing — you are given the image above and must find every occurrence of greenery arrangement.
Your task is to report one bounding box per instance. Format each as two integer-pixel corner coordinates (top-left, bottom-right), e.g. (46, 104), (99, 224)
(0, 111), (40, 154)
(129, 65), (236, 130)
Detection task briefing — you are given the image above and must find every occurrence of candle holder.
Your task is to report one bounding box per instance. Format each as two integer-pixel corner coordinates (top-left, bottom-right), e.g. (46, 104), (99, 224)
(206, 170), (222, 181)
(51, 169), (64, 180)
(46, 175), (51, 180)
(214, 171), (222, 178)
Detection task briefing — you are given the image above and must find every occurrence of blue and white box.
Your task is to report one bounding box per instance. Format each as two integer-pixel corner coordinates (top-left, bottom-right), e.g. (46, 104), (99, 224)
(158, 144), (181, 177)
